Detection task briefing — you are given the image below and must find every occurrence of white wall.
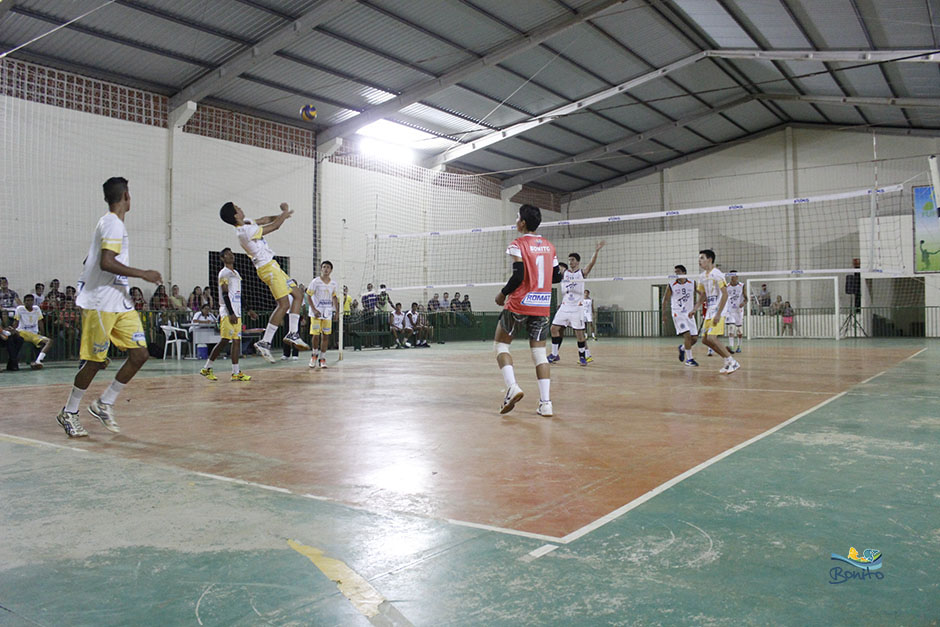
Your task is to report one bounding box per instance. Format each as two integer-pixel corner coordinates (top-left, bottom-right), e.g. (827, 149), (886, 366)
(0, 95), (315, 303)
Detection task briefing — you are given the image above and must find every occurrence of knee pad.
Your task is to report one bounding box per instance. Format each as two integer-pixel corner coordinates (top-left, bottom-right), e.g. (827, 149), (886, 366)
(531, 346), (548, 366)
(552, 336), (563, 345)
(494, 342), (511, 355)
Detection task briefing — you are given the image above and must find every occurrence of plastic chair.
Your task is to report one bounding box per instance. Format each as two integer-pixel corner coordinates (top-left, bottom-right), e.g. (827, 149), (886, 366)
(160, 325), (188, 360)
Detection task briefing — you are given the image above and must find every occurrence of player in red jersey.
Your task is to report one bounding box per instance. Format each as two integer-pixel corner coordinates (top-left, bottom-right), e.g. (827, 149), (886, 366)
(494, 204), (563, 417)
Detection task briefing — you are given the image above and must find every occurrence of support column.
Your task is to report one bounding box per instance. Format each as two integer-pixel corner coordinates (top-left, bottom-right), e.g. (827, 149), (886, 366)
(166, 101), (197, 286)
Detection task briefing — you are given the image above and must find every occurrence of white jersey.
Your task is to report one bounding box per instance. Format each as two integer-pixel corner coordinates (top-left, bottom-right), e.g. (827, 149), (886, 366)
(76, 212), (133, 312)
(582, 297), (593, 321)
(14, 305), (42, 333)
(218, 267), (242, 318)
(236, 220), (275, 269)
(670, 280), (696, 316)
(391, 311), (405, 329)
(697, 268), (727, 318)
(725, 283), (744, 313)
(306, 277), (337, 318)
(405, 310), (420, 329)
(560, 269), (585, 310)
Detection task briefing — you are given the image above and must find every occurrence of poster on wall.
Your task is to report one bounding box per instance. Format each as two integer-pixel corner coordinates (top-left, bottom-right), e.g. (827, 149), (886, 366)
(914, 185), (939, 273)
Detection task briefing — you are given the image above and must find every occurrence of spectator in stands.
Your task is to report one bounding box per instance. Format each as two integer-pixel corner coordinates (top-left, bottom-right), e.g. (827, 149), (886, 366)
(0, 322), (23, 371)
(450, 291), (469, 326)
(341, 285), (352, 317)
(46, 279), (64, 308)
(169, 285), (186, 310)
(188, 286), (203, 312)
(461, 294), (471, 311)
(130, 286), (148, 311)
(376, 284), (391, 313)
(192, 303), (217, 327)
(361, 283), (377, 312)
(28, 283), (45, 308)
(427, 293), (440, 312)
(150, 284), (170, 311)
(0, 277), (22, 310)
(59, 286), (80, 356)
(202, 285), (214, 310)
(758, 283), (771, 314)
(782, 301), (794, 335)
(351, 299), (360, 314)
(441, 292), (451, 311)
(771, 295), (784, 315)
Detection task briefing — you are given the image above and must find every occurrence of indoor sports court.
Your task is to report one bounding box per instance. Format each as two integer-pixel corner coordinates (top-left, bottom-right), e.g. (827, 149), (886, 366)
(1, 1), (939, 624)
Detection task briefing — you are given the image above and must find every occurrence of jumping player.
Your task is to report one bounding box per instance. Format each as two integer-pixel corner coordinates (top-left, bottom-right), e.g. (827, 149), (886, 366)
(201, 247), (250, 382)
(14, 294), (52, 369)
(695, 249), (740, 374)
(494, 204), (562, 417)
(724, 271), (746, 354)
(306, 260), (339, 368)
(219, 201), (309, 363)
(56, 177), (163, 437)
(661, 264), (699, 367)
(548, 241), (605, 366)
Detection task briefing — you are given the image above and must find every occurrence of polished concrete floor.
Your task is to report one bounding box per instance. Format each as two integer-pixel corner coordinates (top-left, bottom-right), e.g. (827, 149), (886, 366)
(1, 338), (937, 625)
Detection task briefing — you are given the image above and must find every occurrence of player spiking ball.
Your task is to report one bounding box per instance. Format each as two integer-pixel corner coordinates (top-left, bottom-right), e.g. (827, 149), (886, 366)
(548, 241), (604, 366)
(219, 201), (309, 362)
(695, 249), (740, 374)
(201, 247), (251, 382)
(494, 204), (563, 417)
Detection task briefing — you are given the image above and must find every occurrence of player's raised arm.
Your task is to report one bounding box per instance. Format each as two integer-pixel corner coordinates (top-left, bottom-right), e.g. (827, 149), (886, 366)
(581, 240), (606, 277)
(99, 249), (162, 284)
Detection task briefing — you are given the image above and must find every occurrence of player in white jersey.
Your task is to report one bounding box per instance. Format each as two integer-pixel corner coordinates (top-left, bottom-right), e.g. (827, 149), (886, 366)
(219, 201), (309, 363)
(305, 260), (339, 368)
(695, 249), (740, 374)
(200, 248), (250, 382)
(582, 289), (596, 340)
(724, 272), (746, 354)
(14, 294), (52, 369)
(56, 177), (163, 438)
(661, 264), (699, 367)
(389, 302), (408, 348)
(405, 302), (430, 347)
(548, 240), (605, 366)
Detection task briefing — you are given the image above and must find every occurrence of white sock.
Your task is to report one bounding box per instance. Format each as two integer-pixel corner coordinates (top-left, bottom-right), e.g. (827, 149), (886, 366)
(724, 356), (733, 365)
(500, 364), (516, 388)
(319, 350), (326, 360)
(537, 378), (550, 402)
(313, 348), (320, 359)
(100, 380), (126, 406)
(36, 352), (46, 363)
(262, 323), (278, 344)
(551, 342), (559, 357)
(204, 359), (214, 370)
(232, 363), (240, 374)
(65, 386), (85, 413)
(288, 313), (299, 334)
(686, 347), (693, 360)
(585, 347), (592, 358)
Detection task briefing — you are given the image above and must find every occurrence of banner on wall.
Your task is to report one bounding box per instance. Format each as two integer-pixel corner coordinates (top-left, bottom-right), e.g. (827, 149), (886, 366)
(914, 185), (939, 273)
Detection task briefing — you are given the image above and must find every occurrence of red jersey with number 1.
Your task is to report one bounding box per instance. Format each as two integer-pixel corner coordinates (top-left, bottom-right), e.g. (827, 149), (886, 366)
(505, 233), (558, 316)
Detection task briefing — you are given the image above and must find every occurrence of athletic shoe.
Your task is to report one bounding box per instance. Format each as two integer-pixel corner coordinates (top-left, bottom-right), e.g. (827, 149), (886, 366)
(707, 349), (714, 356)
(291, 356), (298, 361)
(30, 361), (43, 370)
(499, 383), (524, 415)
(579, 355), (587, 366)
(318, 358), (327, 369)
(284, 332), (310, 351)
(88, 398), (120, 433)
(56, 408), (88, 438)
(726, 346), (734, 354)
(200, 367), (218, 381)
(255, 341), (275, 363)
(231, 372), (251, 382)
(585, 356), (594, 363)
(719, 360), (741, 375)
(280, 355), (289, 361)
(547, 354), (559, 364)
(735, 347), (741, 354)
(309, 357), (317, 368)
(537, 400), (553, 417)
(685, 358), (700, 367)
(404, 341), (412, 348)
(679, 345), (685, 362)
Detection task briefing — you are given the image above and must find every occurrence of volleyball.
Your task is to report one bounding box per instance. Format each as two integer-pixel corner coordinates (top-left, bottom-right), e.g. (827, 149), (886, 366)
(299, 104), (317, 122)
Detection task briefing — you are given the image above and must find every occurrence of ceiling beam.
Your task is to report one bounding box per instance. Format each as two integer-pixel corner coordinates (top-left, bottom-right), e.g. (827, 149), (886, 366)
(501, 95), (753, 188)
(757, 93), (940, 108)
(788, 122), (940, 138)
(168, 0), (355, 109)
(421, 51), (707, 169)
(316, 0), (628, 144)
(706, 49), (940, 63)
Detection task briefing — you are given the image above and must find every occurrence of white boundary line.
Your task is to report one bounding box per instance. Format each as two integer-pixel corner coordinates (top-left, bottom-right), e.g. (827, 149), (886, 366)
(0, 347), (926, 547)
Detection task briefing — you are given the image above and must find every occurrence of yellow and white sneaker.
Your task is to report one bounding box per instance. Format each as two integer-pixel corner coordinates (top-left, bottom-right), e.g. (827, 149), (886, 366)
(200, 368), (218, 381)
(231, 372), (251, 382)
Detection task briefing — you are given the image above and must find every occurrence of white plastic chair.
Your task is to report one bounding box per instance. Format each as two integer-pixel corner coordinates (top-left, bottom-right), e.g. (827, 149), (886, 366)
(160, 325), (188, 360)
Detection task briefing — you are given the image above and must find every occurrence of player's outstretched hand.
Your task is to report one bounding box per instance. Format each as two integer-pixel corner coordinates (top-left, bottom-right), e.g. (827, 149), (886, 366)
(141, 270), (163, 284)
(596, 240), (606, 251)
(280, 202), (289, 212)
(495, 292), (506, 306)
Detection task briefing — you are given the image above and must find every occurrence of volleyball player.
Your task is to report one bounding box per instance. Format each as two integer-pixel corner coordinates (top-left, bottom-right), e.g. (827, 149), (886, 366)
(661, 264), (698, 367)
(548, 241), (605, 366)
(724, 272), (746, 353)
(201, 247), (250, 382)
(305, 260), (339, 368)
(696, 250), (740, 374)
(219, 201), (309, 363)
(582, 289), (596, 341)
(494, 204), (563, 417)
(389, 302), (408, 348)
(405, 302), (429, 347)
(56, 177), (163, 437)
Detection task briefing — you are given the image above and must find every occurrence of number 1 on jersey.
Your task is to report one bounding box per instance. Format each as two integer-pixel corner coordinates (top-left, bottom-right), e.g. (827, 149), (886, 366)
(535, 254), (545, 289)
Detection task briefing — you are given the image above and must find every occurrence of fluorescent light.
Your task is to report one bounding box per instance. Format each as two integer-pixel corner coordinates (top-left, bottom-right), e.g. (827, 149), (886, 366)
(357, 119), (435, 146)
(359, 137), (415, 164)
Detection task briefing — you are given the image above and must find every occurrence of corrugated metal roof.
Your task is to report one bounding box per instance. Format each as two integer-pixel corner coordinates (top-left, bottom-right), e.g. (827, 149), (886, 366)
(833, 62), (895, 99)
(464, 0), (583, 33)
(723, 100), (783, 131)
(810, 103), (867, 125)
(671, 0), (756, 48)
(784, 0), (871, 48)
(725, 0), (810, 49)
(593, 5), (700, 67)
(136, 0), (286, 41)
(498, 47), (609, 102)
(422, 85), (530, 128)
(457, 66), (570, 115)
(859, 0), (936, 48)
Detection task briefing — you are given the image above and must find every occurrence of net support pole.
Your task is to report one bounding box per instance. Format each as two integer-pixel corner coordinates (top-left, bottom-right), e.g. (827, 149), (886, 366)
(338, 217), (345, 360)
(833, 275), (840, 341)
(929, 155), (940, 207)
(166, 100), (197, 285)
(746, 279), (753, 341)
